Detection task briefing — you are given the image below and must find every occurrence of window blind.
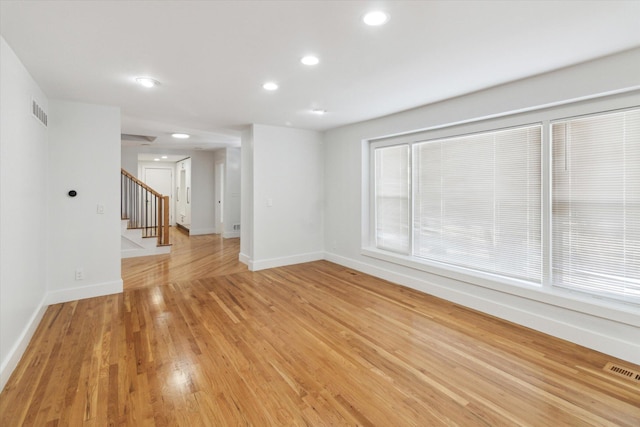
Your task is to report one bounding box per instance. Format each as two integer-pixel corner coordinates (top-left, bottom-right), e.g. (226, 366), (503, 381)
(375, 145), (410, 253)
(413, 125), (542, 282)
(552, 108), (640, 301)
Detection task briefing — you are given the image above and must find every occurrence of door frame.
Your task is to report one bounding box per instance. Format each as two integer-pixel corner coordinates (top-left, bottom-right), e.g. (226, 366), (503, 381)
(215, 161), (225, 234)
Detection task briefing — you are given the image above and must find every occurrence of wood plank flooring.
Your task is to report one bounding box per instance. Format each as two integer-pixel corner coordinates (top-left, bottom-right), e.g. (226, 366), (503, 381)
(1, 229), (639, 425)
(121, 227), (248, 290)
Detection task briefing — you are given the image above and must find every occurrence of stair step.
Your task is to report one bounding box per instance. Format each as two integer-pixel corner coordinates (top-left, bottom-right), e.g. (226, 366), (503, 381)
(121, 220), (171, 258)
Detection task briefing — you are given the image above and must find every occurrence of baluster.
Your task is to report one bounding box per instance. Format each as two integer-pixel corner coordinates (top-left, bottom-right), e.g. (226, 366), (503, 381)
(120, 169), (170, 245)
(153, 194), (157, 236)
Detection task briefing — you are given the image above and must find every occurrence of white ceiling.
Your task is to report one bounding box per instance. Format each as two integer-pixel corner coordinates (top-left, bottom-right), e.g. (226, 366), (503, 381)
(2, 1), (639, 150)
(137, 153), (190, 163)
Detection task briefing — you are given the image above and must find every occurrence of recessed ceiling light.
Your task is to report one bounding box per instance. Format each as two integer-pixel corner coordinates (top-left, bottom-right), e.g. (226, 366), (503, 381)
(161, 155), (168, 159)
(154, 158), (160, 161)
(311, 109), (327, 115)
(363, 11), (389, 26)
(301, 55), (319, 66)
(263, 81), (279, 91)
(135, 77), (160, 88)
(171, 133), (190, 139)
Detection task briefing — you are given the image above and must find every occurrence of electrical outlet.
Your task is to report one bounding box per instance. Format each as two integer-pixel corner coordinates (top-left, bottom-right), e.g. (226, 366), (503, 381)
(75, 268), (84, 280)
(97, 204), (105, 214)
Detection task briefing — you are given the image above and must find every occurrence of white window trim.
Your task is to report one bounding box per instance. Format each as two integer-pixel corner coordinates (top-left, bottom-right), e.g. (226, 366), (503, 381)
(363, 90), (640, 324)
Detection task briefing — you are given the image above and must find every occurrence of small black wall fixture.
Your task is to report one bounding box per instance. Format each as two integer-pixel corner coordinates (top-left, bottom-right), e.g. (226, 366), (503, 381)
(68, 190), (77, 197)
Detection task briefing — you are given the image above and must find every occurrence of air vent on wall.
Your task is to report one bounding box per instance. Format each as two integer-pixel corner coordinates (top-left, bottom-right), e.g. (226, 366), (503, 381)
(31, 97), (47, 127)
(233, 224), (241, 231)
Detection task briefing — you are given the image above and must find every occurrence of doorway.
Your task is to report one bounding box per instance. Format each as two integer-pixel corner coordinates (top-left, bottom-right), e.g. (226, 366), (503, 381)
(143, 167), (174, 224)
(215, 162), (225, 234)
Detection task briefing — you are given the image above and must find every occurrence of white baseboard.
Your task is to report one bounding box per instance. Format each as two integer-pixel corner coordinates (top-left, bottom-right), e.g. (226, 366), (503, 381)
(1, 279), (124, 392)
(121, 245), (171, 259)
(239, 252), (251, 266)
(222, 231), (241, 239)
(0, 295), (48, 391)
(250, 251), (324, 271)
(46, 279), (123, 305)
(324, 252), (640, 365)
(189, 228), (217, 236)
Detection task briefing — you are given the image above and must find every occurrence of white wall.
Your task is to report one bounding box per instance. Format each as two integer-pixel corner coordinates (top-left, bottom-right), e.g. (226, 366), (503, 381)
(323, 48), (640, 364)
(188, 151), (216, 235)
(0, 36), (50, 390)
(248, 124), (324, 270)
(47, 100), (122, 303)
(121, 145), (138, 175)
(1, 40), (124, 390)
(240, 127), (254, 264)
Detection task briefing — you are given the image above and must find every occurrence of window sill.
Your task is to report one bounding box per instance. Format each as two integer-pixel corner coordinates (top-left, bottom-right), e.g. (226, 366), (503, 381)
(361, 247), (640, 327)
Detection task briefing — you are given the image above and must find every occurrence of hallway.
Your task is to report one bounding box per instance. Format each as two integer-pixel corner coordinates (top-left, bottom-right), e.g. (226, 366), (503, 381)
(122, 228), (247, 290)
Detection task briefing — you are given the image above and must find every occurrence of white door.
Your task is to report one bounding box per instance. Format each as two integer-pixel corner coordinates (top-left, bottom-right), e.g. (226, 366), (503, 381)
(144, 167), (174, 224)
(215, 162), (224, 234)
(178, 167), (186, 222)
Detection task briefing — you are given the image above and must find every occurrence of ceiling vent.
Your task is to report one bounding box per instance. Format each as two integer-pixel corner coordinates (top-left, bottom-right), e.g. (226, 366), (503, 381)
(121, 134), (157, 143)
(31, 97), (47, 127)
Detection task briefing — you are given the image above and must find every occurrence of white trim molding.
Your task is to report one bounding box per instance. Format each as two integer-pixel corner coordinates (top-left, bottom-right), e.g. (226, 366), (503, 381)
(250, 252), (324, 272)
(238, 252), (251, 266)
(46, 280), (123, 305)
(324, 251), (640, 365)
(0, 296), (48, 391)
(188, 228), (217, 236)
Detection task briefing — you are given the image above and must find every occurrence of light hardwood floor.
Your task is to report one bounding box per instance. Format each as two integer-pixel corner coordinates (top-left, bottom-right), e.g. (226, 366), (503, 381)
(1, 228), (639, 426)
(121, 227), (248, 290)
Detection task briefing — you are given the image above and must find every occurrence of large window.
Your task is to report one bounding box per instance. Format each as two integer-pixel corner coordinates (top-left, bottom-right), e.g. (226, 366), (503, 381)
(374, 124), (542, 283)
(374, 145), (410, 253)
(371, 106), (639, 304)
(552, 108), (640, 300)
(413, 126), (541, 282)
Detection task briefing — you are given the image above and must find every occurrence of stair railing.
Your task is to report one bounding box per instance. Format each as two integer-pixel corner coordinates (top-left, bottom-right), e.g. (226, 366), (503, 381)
(121, 168), (170, 246)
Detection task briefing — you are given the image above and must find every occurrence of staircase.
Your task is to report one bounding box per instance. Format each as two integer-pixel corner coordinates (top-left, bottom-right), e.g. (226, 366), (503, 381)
(121, 168), (171, 258)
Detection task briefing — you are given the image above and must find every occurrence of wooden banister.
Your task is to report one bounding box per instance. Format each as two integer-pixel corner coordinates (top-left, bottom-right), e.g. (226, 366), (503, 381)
(121, 168), (163, 198)
(158, 195), (170, 245)
(121, 168), (170, 247)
